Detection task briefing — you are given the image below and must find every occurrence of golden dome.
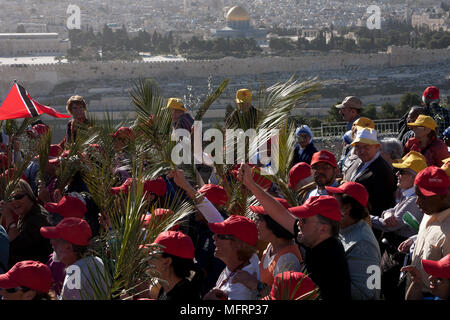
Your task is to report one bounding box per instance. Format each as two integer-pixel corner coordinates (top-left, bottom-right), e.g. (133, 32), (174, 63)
(226, 6), (250, 22)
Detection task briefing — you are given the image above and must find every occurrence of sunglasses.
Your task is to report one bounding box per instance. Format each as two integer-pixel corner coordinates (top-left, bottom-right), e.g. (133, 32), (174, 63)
(8, 193), (27, 201)
(4, 286), (30, 293)
(216, 234), (234, 240)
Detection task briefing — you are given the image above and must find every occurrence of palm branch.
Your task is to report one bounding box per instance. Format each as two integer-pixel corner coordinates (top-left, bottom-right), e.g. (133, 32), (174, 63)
(37, 128), (52, 184)
(274, 272), (320, 300)
(195, 79), (229, 121)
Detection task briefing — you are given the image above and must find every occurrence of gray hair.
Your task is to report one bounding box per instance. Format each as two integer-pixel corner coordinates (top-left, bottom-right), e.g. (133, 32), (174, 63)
(380, 138), (403, 160)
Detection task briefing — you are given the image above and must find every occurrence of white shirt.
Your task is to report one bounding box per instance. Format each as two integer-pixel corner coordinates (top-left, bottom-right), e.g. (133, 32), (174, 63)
(351, 151), (381, 181)
(215, 253), (261, 300)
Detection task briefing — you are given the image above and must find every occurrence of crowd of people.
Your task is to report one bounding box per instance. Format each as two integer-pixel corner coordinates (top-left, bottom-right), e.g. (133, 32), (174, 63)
(0, 85), (449, 301)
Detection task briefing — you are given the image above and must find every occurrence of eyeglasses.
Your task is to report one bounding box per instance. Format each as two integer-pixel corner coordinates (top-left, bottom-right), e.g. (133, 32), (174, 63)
(216, 234), (234, 240)
(4, 286), (30, 293)
(8, 193), (27, 201)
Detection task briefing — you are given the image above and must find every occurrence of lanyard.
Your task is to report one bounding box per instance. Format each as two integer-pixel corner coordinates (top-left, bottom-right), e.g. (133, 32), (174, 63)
(218, 261), (247, 289)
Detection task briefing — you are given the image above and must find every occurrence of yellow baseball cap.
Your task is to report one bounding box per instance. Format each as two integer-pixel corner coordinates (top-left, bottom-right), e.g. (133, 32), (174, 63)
(236, 89), (252, 104)
(441, 157), (450, 177)
(351, 128), (379, 145)
(407, 114), (437, 131)
(392, 151), (427, 174)
(165, 98), (186, 112)
(353, 117), (375, 130)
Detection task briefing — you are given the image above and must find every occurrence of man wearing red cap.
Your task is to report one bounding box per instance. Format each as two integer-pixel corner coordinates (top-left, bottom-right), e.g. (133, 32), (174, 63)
(402, 254), (450, 300)
(40, 217), (109, 300)
(405, 166), (450, 297)
(238, 164), (351, 300)
(398, 86), (450, 140)
(297, 150), (341, 203)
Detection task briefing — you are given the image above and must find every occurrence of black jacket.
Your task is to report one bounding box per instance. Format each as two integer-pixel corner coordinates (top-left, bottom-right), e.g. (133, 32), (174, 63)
(355, 156), (397, 217)
(302, 237), (352, 300)
(291, 142), (318, 167)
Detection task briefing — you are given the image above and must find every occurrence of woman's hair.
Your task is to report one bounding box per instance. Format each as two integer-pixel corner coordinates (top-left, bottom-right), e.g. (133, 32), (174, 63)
(162, 252), (195, 279)
(12, 179), (37, 203)
(162, 252), (205, 295)
(427, 129), (437, 140)
(66, 95), (87, 114)
(21, 287), (57, 300)
(340, 194), (369, 221)
(380, 138), (403, 160)
(234, 238), (257, 262)
(260, 214), (294, 240)
(71, 243), (90, 261)
(316, 215), (340, 239)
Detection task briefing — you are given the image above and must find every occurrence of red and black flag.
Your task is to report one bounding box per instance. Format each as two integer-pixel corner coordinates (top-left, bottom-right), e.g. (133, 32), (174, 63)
(0, 82), (71, 120)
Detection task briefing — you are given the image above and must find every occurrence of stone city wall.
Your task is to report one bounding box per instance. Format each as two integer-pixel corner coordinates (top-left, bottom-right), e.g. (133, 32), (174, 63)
(0, 46), (449, 97)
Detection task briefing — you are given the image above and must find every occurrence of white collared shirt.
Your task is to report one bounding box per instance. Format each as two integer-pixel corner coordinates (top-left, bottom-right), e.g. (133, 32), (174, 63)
(351, 151), (381, 181)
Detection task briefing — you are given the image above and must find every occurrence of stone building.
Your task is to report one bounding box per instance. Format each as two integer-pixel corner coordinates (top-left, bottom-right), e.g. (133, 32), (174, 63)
(213, 5), (267, 43)
(0, 33), (70, 56)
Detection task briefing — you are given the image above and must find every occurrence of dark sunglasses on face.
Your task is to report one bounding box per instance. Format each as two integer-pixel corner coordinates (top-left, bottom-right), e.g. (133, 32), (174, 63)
(8, 193), (27, 201)
(4, 286), (30, 293)
(216, 234), (234, 240)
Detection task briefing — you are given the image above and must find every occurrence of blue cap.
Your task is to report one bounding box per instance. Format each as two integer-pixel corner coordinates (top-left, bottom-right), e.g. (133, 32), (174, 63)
(295, 125), (313, 139)
(443, 127), (450, 138)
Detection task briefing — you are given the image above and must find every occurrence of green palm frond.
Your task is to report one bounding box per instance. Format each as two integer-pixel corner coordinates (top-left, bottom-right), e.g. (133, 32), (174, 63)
(37, 129), (52, 183)
(258, 76), (321, 131)
(195, 79), (229, 121)
(275, 272), (320, 300)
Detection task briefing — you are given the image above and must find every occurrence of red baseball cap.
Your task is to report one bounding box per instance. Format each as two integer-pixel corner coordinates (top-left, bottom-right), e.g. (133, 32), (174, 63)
(262, 271), (319, 300)
(151, 231), (195, 259)
(249, 197), (290, 215)
(0, 261), (53, 293)
(423, 86), (439, 100)
(414, 166), (450, 197)
(33, 124), (49, 136)
(44, 195), (87, 219)
(325, 182), (369, 207)
(288, 195), (341, 221)
(311, 150), (337, 168)
(232, 164), (272, 190)
(198, 184), (229, 207)
(0, 168), (27, 182)
(40, 217), (92, 246)
(49, 144), (63, 158)
(288, 162), (311, 190)
(144, 178), (167, 197)
(422, 254), (450, 279)
(110, 178), (167, 197)
(0, 153), (9, 170)
(143, 208), (174, 225)
(209, 215), (258, 246)
(112, 127), (136, 140)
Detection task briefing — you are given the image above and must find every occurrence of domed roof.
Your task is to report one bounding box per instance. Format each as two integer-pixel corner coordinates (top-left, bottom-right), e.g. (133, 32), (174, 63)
(226, 6), (250, 22)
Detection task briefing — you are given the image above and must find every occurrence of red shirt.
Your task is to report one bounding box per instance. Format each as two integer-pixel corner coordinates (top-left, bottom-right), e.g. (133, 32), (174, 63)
(404, 136), (450, 167)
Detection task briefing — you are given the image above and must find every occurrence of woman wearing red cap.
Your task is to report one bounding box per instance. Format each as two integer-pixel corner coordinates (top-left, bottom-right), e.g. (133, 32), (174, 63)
(169, 169), (261, 300)
(142, 231), (202, 301)
(230, 199), (303, 299)
(0, 260), (55, 300)
(0, 180), (52, 268)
